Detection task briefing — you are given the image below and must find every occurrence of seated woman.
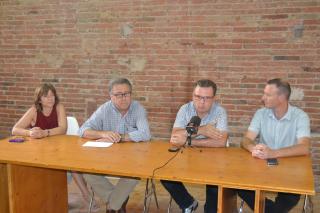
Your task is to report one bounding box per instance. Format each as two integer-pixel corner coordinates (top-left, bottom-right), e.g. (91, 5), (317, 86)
(12, 83), (99, 211)
(12, 83), (67, 138)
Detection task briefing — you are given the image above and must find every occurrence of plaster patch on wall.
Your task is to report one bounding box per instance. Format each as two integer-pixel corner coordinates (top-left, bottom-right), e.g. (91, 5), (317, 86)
(120, 23), (133, 38)
(81, 39), (97, 55)
(30, 54), (64, 68)
(130, 58), (146, 71)
(117, 57), (146, 72)
(290, 87), (304, 101)
(43, 54), (64, 69)
(117, 57), (130, 66)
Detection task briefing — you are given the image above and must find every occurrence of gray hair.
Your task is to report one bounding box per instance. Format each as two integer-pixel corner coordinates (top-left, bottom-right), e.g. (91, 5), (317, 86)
(108, 78), (132, 93)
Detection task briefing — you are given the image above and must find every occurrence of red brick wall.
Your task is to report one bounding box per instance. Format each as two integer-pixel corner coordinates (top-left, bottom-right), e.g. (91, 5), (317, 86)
(0, 0), (319, 188)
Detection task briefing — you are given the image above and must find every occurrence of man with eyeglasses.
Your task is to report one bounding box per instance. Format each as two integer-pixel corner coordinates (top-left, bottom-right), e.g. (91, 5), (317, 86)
(161, 79), (228, 213)
(79, 77), (151, 213)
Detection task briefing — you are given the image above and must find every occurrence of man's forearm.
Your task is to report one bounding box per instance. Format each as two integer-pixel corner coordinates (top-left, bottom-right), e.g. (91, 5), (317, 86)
(273, 141), (310, 158)
(82, 129), (104, 139)
(192, 138), (226, 148)
(127, 128), (151, 142)
(241, 137), (256, 153)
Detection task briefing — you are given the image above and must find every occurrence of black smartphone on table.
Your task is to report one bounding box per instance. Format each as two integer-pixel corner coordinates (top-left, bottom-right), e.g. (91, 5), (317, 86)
(267, 158), (278, 166)
(168, 146), (180, 152)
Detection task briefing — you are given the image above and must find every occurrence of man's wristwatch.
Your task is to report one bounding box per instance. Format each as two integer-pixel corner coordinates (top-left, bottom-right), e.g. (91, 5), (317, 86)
(47, 129), (50, 137)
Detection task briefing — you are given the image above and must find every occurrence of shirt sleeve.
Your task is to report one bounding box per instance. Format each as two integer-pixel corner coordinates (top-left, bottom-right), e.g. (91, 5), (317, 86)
(296, 111), (311, 139)
(248, 109), (262, 134)
(78, 105), (104, 137)
(127, 105), (151, 142)
(173, 105), (188, 128)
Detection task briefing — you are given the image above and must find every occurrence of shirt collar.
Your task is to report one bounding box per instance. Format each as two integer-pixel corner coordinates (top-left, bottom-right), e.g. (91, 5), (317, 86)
(268, 104), (292, 121)
(191, 101), (217, 120)
(110, 101), (132, 116)
(282, 104), (293, 121)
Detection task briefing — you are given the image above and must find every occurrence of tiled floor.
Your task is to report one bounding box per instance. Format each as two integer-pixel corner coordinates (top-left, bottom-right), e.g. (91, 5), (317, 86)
(68, 179), (319, 213)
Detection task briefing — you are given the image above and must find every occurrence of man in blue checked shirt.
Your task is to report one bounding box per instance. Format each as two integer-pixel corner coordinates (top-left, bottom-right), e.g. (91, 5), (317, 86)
(237, 78), (310, 213)
(79, 77), (151, 213)
(161, 79), (229, 213)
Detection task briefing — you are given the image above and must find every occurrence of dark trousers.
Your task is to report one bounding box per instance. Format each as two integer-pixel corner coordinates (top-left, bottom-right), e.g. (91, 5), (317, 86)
(238, 189), (300, 213)
(161, 180), (218, 213)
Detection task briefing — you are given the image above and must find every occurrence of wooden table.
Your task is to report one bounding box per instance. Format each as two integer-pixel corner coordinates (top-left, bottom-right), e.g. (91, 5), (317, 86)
(155, 146), (315, 213)
(0, 135), (315, 213)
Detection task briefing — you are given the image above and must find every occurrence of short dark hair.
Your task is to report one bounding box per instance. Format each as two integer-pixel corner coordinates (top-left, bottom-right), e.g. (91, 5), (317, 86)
(267, 78), (291, 100)
(194, 79), (217, 96)
(34, 83), (59, 112)
(108, 78), (132, 93)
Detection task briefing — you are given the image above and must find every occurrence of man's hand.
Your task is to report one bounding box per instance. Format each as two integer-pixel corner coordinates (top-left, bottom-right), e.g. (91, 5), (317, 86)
(252, 144), (275, 159)
(198, 124), (224, 141)
(170, 132), (187, 146)
(96, 131), (121, 143)
(29, 127), (46, 139)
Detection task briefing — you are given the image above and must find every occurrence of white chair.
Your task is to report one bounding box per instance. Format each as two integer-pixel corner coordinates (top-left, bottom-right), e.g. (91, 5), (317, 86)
(66, 116), (80, 183)
(66, 116), (94, 213)
(67, 116), (80, 135)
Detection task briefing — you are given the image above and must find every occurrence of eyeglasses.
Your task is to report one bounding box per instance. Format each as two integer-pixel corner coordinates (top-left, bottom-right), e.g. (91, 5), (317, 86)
(112, 92), (131, 99)
(193, 94), (214, 102)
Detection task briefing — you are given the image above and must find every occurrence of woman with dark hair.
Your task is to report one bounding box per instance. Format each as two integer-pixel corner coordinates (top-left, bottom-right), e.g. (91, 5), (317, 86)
(12, 83), (67, 138)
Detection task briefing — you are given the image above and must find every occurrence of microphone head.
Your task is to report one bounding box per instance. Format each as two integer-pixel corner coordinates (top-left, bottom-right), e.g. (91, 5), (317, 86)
(189, 116), (201, 127)
(186, 116), (201, 135)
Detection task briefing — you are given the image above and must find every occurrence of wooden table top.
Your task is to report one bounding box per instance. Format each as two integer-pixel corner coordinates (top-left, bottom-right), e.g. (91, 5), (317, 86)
(155, 146), (315, 195)
(0, 135), (315, 195)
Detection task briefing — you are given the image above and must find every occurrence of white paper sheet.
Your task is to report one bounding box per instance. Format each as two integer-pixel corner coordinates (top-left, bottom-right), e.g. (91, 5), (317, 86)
(82, 141), (113, 148)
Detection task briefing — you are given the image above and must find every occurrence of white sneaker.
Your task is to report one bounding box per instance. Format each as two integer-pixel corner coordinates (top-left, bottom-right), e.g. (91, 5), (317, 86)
(183, 199), (198, 213)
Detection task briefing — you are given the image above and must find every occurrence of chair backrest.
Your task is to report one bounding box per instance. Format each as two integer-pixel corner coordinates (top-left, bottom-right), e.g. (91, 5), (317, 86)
(226, 138), (230, 147)
(66, 116), (80, 136)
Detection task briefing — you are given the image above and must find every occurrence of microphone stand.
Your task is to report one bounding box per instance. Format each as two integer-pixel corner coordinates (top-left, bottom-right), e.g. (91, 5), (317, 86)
(187, 132), (192, 146)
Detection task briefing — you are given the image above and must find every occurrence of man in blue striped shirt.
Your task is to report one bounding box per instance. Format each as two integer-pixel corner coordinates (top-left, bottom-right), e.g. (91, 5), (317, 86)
(161, 79), (229, 213)
(79, 78), (151, 213)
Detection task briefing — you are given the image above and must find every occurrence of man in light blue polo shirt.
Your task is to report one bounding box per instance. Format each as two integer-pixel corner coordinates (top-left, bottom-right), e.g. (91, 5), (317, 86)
(161, 79), (228, 213)
(238, 78), (310, 213)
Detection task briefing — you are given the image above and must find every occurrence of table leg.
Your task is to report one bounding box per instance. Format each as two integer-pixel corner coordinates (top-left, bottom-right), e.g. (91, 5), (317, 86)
(217, 186), (237, 213)
(254, 189), (265, 213)
(4, 164), (68, 213)
(0, 164), (9, 213)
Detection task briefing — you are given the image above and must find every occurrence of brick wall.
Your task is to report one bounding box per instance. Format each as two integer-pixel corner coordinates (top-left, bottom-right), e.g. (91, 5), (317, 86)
(0, 0), (319, 190)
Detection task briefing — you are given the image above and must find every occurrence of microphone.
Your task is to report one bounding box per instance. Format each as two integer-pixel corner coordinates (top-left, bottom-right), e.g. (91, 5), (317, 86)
(186, 116), (201, 146)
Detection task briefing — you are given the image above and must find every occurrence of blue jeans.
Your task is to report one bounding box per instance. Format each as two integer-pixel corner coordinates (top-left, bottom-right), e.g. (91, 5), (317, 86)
(161, 180), (218, 213)
(237, 189), (300, 213)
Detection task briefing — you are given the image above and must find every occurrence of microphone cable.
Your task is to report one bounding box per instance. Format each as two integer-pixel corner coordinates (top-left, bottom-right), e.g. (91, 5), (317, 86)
(144, 141), (185, 210)
(150, 138), (188, 181)
(151, 147), (180, 178)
